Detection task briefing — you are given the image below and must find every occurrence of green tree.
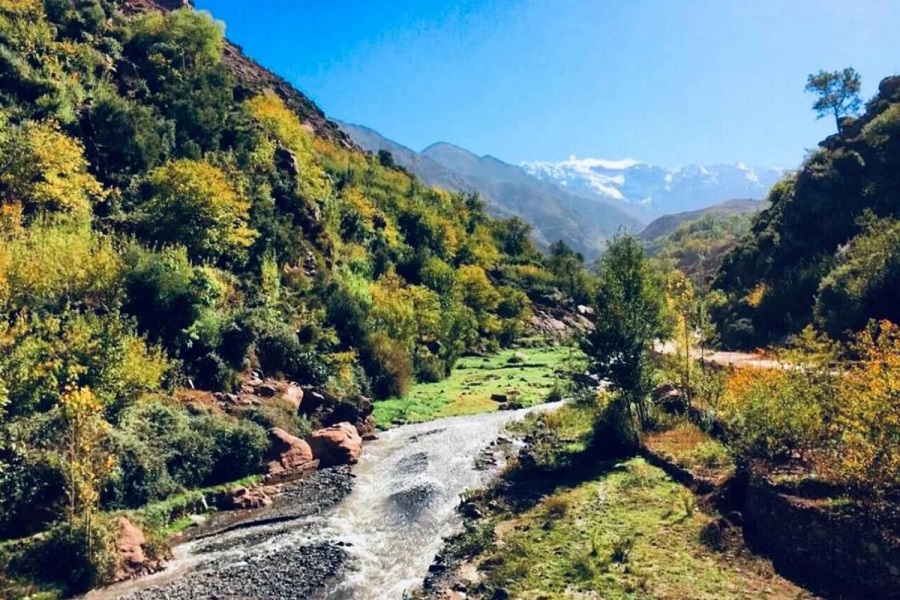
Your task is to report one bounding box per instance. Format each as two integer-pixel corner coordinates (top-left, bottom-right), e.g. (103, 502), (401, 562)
(581, 234), (666, 430)
(805, 67), (862, 133)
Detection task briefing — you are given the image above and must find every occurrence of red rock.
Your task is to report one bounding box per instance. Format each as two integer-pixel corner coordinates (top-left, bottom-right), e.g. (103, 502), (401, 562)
(308, 422), (362, 467)
(282, 384), (304, 410)
(114, 517), (149, 581)
(266, 428), (314, 474)
(355, 414), (376, 437)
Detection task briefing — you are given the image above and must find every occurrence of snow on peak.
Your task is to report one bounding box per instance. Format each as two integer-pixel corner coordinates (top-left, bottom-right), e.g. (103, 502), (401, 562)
(521, 157), (784, 214)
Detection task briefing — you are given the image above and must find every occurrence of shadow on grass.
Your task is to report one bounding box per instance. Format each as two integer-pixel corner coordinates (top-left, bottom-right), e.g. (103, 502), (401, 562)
(487, 412), (635, 515)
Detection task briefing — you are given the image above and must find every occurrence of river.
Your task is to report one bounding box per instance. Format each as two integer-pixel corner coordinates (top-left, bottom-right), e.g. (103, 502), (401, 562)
(95, 404), (557, 600)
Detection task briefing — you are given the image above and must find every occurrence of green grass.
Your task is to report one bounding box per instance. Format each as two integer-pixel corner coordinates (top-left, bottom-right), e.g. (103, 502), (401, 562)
(373, 345), (584, 427)
(128, 474), (263, 538)
(478, 457), (815, 599)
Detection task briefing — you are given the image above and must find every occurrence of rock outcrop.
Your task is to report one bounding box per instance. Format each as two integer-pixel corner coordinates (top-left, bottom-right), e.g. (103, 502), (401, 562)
(299, 387), (375, 437)
(308, 423), (363, 467)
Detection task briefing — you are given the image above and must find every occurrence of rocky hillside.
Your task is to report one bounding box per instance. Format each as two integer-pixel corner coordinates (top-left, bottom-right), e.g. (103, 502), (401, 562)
(338, 122), (643, 260)
(712, 76), (900, 346)
(523, 157), (783, 215)
(0, 1), (604, 595)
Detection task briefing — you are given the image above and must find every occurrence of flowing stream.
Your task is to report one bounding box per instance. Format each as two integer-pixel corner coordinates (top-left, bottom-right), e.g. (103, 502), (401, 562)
(98, 403), (557, 600)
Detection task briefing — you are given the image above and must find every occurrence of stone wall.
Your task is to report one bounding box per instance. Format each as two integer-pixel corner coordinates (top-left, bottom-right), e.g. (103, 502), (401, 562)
(743, 473), (900, 600)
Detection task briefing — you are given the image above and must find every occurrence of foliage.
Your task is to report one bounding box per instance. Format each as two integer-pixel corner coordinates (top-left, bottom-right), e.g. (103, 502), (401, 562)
(805, 67), (863, 132)
(819, 320), (900, 493)
(814, 214), (900, 337)
(719, 365), (830, 462)
(0, 0), (564, 581)
(139, 159), (257, 262)
(712, 73), (900, 347)
(0, 220), (123, 313)
(0, 308), (170, 419)
(582, 234), (667, 430)
(647, 212), (754, 286)
(0, 114), (104, 220)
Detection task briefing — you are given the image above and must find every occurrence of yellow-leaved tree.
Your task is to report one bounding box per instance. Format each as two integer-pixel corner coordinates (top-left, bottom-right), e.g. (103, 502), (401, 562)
(0, 115), (104, 221)
(59, 385), (116, 557)
(245, 90), (331, 201)
(140, 159), (257, 261)
(822, 320), (900, 493)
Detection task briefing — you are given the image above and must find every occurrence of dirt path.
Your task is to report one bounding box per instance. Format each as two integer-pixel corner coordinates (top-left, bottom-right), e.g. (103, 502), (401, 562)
(654, 341), (783, 369)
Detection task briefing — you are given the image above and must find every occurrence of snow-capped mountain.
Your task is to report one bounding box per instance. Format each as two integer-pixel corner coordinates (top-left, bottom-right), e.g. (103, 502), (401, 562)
(522, 157), (784, 215)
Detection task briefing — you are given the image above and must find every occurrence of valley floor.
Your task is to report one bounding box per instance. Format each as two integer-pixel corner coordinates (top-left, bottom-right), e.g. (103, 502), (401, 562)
(373, 344), (582, 427)
(424, 403), (819, 600)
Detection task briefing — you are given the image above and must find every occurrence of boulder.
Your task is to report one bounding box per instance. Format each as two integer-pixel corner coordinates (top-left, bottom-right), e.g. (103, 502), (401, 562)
(114, 517), (163, 581)
(214, 486), (272, 510)
(282, 384), (304, 411)
(308, 422), (362, 467)
(266, 427), (314, 474)
(356, 414), (376, 437)
(490, 393), (508, 402)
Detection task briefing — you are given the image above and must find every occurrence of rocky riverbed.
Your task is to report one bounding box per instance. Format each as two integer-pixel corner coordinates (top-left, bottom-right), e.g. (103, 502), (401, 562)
(88, 466), (355, 600)
(90, 404), (559, 600)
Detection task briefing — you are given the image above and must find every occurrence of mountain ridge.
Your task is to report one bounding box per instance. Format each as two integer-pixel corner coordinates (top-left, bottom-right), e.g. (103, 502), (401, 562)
(639, 198), (767, 241)
(338, 121), (644, 260)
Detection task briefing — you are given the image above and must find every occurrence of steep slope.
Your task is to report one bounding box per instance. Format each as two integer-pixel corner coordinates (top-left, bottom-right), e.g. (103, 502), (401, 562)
(0, 4), (607, 595)
(523, 157), (783, 215)
(712, 76), (900, 347)
(639, 198), (766, 241)
(123, 0), (355, 148)
(338, 125), (643, 260)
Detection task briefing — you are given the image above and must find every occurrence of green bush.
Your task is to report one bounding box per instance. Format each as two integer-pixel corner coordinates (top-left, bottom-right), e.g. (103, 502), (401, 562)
(8, 519), (117, 595)
(241, 402), (310, 438)
(365, 331), (412, 398)
(255, 321), (330, 384)
(101, 429), (174, 510)
(0, 450), (66, 538)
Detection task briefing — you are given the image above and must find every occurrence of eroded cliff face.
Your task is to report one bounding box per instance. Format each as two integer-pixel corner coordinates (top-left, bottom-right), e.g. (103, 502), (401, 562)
(120, 0), (357, 149)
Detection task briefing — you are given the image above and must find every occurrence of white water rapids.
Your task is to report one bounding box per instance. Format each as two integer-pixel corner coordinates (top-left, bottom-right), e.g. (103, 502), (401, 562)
(318, 406), (551, 599)
(95, 403), (558, 600)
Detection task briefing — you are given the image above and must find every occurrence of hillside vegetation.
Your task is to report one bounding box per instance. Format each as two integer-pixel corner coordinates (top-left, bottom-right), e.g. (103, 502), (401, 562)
(712, 76), (900, 347)
(0, 1), (596, 595)
(338, 122), (644, 260)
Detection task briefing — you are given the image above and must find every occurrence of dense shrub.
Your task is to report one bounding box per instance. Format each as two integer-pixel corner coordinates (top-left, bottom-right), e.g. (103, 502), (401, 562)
(7, 518), (117, 594)
(0, 308), (170, 420)
(241, 401), (311, 438)
(720, 366), (830, 461)
(120, 400), (266, 490)
(365, 331), (413, 398)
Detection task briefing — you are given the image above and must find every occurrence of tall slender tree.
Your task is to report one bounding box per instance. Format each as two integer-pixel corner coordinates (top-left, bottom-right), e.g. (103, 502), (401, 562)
(581, 234), (667, 430)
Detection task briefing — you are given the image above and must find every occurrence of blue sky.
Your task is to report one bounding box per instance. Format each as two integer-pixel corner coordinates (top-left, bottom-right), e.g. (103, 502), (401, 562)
(195, 0), (899, 168)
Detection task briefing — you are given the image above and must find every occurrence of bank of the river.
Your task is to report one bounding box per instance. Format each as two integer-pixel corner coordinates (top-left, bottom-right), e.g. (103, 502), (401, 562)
(87, 402), (562, 600)
(421, 402), (819, 600)
(85, 466), (355, 600)
(374, 344), (583, 427)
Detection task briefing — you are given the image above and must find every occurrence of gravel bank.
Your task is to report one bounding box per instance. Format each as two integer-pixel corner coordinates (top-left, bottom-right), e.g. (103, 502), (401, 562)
(113, 466), (355, 600)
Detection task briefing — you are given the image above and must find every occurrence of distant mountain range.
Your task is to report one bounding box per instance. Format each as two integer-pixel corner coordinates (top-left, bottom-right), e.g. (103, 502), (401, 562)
(337, 122), (784, 260)
(523, 157), (784, 215)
